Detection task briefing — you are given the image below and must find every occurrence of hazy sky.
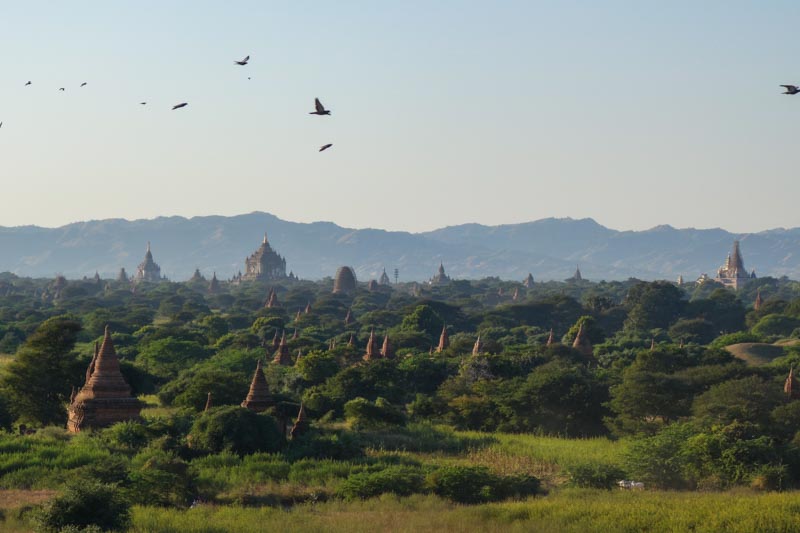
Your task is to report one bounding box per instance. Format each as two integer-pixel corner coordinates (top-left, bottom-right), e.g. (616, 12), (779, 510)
(1, 1), (799, 233)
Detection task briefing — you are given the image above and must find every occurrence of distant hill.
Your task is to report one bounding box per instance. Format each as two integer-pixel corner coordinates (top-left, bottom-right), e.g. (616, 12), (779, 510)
(0, 212), (798, 282)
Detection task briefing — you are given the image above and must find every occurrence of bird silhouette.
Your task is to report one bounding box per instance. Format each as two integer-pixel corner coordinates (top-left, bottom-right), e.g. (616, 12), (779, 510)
(140, 102), (147, 105)
(58, 87), (65, 91)
(309, 98), (331, 115)
(319, 143), (333, 152)
(234, 55), (250, 65)
(172, 102), (188, 110)
(80, 82), (87, 87)
(24, 81), (31, 86)
(781, 85), (799, 95)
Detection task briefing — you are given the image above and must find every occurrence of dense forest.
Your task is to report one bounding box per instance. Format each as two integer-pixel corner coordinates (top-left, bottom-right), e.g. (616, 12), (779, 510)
(2, 271), (800, 531)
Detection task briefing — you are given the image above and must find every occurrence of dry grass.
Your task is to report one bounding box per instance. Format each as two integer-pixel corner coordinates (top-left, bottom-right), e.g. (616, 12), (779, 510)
(725, 343), (785, 366)
(0, 489), (55, 510)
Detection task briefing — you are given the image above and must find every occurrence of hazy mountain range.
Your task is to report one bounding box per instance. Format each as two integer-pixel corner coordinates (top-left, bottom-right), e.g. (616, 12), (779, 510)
(0, 212), (798, 283)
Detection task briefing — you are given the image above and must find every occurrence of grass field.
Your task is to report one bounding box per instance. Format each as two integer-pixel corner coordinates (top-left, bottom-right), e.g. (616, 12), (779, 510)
(128, 490), (800, 533)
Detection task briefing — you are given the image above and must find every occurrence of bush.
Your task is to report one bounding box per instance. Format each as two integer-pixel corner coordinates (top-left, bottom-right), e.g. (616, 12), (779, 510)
(34, 480), (130, 532)
(567, 462), (626, 489)
(189, 406), (283, 455)
(127, 448), (195, 507)
(344, 397), (406, 429)
(426, 465), (538, 504)
(338, 466), (425, 500)
(103, 420), (149, 451)
(284, 430), (363, 461)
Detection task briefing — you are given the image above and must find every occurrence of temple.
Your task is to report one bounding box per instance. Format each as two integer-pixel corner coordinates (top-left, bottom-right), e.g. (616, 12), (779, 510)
(429, 263), (451, 286)
(436, 325), (449, 353)
(472, 335), (483, 356)
(785, 366), (800, 400)
(241, 359), (273, 412)
(363, 328), (380, 361)
(379, 268), (391, 285)
(333, 266), (357, 294)
(241, 233), (287, 282)
(273, 332), (291, 365)
(523, 273), (534, 288)
(572, 323), (594, 358)
(715, 240), (755, 289)
(380, 333), (394, 359)
(67, 326), (142, 432)
(134, 242), (163, 283)
(208, 273), (220, 293)
(568, 265), (583, 282)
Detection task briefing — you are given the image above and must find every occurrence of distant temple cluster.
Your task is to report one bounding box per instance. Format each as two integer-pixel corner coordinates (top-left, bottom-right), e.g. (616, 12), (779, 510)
(694, 240), (756, 289)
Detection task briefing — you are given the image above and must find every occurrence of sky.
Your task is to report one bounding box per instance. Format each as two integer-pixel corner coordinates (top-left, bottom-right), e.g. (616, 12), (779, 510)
(1, 1), (799, 234)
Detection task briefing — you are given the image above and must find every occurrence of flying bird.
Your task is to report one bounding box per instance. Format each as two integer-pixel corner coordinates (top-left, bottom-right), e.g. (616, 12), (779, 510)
(234, 55), (250, 65)
(24, 81), (31, 86)
(309, 98), (331, 115)
(140, 102), (147, 105)
(58, 87), (65, 91)
(172, 102), (188, 110)
(80, 82), (87, 87)
(781, 85), (799, 95)
(319, 143), (333, 152)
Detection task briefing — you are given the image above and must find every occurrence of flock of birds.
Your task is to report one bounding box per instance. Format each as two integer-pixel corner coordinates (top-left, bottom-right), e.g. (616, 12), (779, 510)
(3, 55), (335, 152)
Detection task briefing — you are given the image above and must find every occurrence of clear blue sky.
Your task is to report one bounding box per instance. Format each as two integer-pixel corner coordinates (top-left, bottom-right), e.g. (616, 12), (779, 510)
(1, 1), (799, 233)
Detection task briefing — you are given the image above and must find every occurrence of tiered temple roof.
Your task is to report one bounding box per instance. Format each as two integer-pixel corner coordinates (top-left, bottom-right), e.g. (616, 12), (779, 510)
(241, 359), (273, 412)
(242, 233), (287, 282)
(67, 326), (142, 432)
(135, 242), (163, 283)
(715, 240), (753, 289)
(429, 263), (451, 286)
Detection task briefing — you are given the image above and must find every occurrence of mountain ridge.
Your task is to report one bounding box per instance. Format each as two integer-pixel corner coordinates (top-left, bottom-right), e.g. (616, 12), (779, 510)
(0, 212), (798, 282)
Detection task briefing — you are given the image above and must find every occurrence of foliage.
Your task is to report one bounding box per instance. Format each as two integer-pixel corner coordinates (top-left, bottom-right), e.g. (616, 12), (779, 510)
(33, 479), (130, 532)
(189, 406), (283, 455)
(338, 466), (425, 499)
(344, 397), (406, 429)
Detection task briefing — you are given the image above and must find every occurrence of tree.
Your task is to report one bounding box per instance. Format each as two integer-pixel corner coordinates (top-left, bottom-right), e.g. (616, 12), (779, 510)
(189, 406), (283, 455)
(34, 480), (131, 532)
(692, 376), (784, 430)
(624, 281), (685, 332)
(3, 317), (83, 426)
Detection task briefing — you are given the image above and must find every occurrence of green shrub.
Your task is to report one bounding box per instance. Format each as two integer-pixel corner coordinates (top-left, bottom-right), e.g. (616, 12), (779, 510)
(344, 397), (406, 429)
(34, 480), (130, 532)
(338, 466), (425, 500)
(189, 406), (283, 455)
(567, 462), (625, 489)
(127, 448), (195, 507)
(285, 430), (363, 461)
(426, 466), (495, 504)
(103, 420), (149, 451)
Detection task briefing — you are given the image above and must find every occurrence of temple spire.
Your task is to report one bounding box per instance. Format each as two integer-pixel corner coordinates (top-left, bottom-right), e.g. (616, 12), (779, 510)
(380, 333), (393, 359)
(755, 289), (763, 311)
(273, 332), (291, 365)
(546, 328), (555, 346)
(363, 328), (380, 361)
(290, 403), (309, 438)
(204, 392), (212, 412)
(241, 359), (273, 411)
(472, 334), (483, 356)
(785, 366), (800, 400)
(572, 322), (594, 359)
(436, 324), (449, 353)
(344, 308), (353, 326)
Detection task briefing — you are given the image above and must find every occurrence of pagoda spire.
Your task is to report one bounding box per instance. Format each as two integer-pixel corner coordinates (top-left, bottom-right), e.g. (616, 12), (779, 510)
(755, 289), (763, 311)
(344, 308), (353, 326)
(273, 332), (291, 365)
(304, 301), (312, 314)
(67, 325), (141, 432)
(348, 333), (355, 347)
(785, 366), (800, 400)
(363, 328), (379, 361)
(380, 333), (393, 359)
(546, 328), (555, 346)
(241, 358), (273, 411)
(572, 322), (594, 358)
(292, 328), (298, 340)
(436, 324), (449, 353)
(650, 338), (656, 351)
(204, 392), (212, 412)
(290, 403), (309, 438)
(472, 334), (483, 356)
